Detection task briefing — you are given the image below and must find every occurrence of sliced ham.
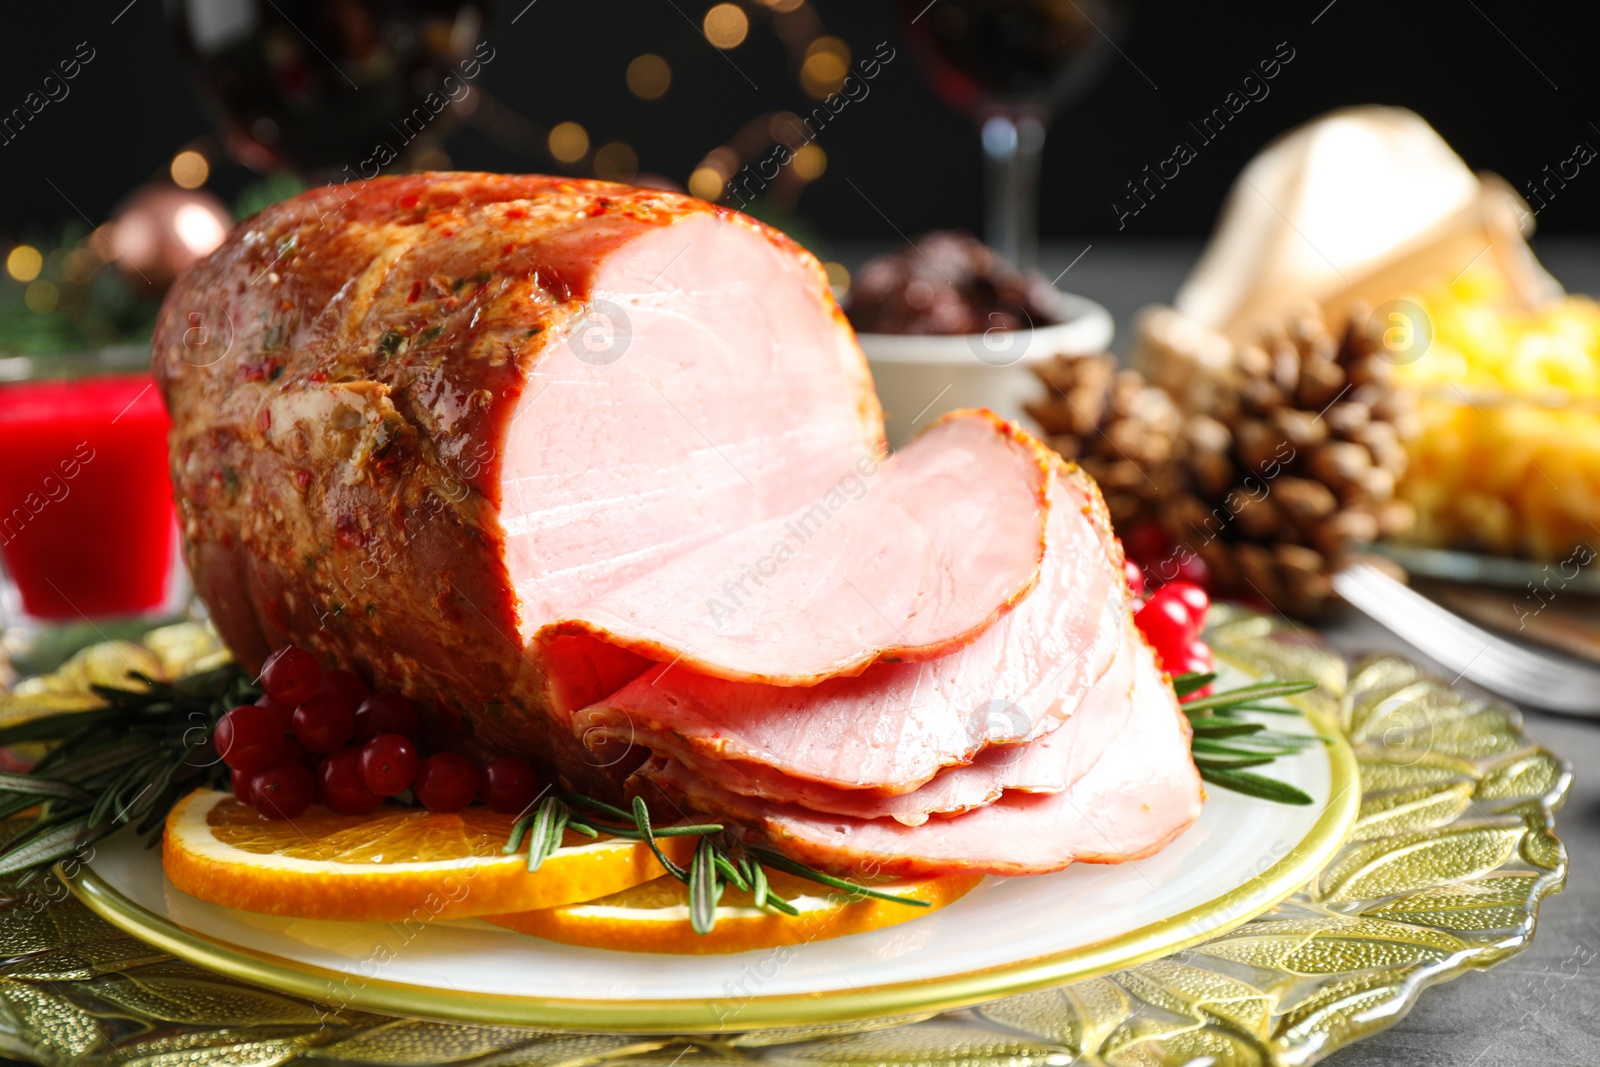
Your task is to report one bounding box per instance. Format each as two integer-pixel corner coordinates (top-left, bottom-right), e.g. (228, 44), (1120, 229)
(571, 463), (1125, 794)
(653, 618), (1140, 825)
(541, 411), (1053, 686)
(641, 638), (1202, 878)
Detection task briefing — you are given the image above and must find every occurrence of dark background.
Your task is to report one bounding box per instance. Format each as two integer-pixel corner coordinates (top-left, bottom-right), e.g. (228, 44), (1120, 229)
(1, 0), (1597, 250)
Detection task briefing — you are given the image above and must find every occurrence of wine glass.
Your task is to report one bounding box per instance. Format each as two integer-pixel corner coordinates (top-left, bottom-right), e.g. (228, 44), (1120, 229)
(896, 0), (1137, 268)
(169, 0), (489, 180)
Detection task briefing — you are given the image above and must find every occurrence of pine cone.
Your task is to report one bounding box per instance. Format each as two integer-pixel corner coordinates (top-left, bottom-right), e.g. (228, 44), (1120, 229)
(1027, 354), (1184, 529)
(1030, 304), (1417, 619)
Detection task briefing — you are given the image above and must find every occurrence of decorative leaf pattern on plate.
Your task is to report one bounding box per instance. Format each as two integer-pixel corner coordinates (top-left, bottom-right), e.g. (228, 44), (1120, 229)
(0, 614), (1569, 1066)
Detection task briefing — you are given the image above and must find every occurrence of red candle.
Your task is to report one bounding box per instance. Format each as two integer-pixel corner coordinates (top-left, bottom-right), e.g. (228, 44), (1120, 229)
(0, 372), (178, 620)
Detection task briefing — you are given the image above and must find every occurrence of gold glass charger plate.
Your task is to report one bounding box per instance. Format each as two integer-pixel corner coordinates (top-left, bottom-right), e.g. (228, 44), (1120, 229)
(0, 609), (1569, 1065)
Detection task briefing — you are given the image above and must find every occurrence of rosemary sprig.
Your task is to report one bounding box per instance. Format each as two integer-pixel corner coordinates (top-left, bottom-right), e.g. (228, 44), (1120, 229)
(748, 847), (934, 908)
(689, 837), (722, 935)
(498, 791), (929, 934)
(1178, 679), (1317, 713)
(0, 663), (251, 884)
(1172, 671), (1318, 806)
(1171, 671), (1217, 698)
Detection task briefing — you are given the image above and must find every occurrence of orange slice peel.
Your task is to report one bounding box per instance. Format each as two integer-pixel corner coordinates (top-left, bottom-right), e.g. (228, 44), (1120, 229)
(162, 788), (694, 922)
(483, 869), (983, 954)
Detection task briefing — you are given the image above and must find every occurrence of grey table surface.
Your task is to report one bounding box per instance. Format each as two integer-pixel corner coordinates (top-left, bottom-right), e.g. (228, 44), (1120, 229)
(838, 236), (1600, 1066)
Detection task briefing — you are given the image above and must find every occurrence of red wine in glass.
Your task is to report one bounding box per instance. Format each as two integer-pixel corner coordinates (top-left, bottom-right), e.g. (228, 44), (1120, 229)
(897, 0), (1137, 267)
(169, 0), (489, 180)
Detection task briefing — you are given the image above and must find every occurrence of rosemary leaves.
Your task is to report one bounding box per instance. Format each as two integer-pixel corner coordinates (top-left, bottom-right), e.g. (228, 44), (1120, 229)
(500, 792), (928, 934)
(1172, 673), (1321, 805)
(0, 663), (248, 883)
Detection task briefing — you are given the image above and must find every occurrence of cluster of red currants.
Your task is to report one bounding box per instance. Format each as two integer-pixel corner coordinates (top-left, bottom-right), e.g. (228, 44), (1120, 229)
(1121, 521), (1210, 591)
(214, 646), (543, 820)
(1124, 558), (1214, 700)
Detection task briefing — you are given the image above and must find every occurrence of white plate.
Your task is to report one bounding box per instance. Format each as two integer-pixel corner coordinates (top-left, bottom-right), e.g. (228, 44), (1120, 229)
(69, 692), (1356, 1033)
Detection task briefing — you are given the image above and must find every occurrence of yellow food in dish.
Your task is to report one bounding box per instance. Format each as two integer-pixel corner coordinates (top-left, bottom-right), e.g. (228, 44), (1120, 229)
(1391, 273), (1600, 560)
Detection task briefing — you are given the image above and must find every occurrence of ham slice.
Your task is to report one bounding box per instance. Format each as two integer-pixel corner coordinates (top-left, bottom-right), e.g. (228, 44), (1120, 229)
(642, 638), (1202, 878)
(541, 411), (1053, 685)
(651, 618), (1140, 825)
(572, 464), (1125, 794)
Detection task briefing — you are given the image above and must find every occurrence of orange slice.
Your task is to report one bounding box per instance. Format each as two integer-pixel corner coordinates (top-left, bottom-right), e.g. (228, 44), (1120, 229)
(484, 869), (983, 954)
(162, 789), (695, 922)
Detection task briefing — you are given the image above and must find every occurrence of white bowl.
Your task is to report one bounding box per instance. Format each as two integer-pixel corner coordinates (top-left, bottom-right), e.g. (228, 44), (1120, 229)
(857, 289), (1114, 449)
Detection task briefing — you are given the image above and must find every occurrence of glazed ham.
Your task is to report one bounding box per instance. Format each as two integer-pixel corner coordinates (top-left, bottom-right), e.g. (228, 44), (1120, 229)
(156, 174), (882, 781)
(154, 173), (1202, 878)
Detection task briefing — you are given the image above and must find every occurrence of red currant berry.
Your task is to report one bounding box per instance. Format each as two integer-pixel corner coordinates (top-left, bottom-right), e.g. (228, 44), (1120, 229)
(253, 696), (293, 732)
(482, 756), (541, 815)
(279, 733), (308, 767)
(292, 693), (357, 754)
(319, 747), (383, 815)
(215, 705), (285, 773)
(1123, 522), (1169, 568)
(414, 753), (480, 813)
(319, 668), (370, 710)
(360, 734), (420, 796)
(230, 767), (253, 804)
(249, 759), (314, 819)
(260, 646), (322, 705)
(355, 693), (422, 743)
(1163, 581), (1211, 625)
(1123, 559), (1147, 599)
(1134, 595), (1195, 663)
(1184, 638), (1215, 672)
(1176, 551), (1211, 590)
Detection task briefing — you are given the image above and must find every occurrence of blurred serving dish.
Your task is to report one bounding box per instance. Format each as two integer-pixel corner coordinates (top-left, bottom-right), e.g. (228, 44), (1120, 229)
(848, 231), (1112, 446)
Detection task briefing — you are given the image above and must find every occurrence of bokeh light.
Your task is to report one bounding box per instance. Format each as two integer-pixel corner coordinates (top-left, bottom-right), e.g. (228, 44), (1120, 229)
(548, 122), (590, 164)
(822, 261), (849, 300)
(6, 245), (42, 282)
(174, 203), (229, 257)
(170, 150), (210, 189)
(688, 167), (725, 201)
(24, 280), (59, 314)
(792, 144), (827, 181)
(703, 3), (749, 49)
(627, 54), (671, 99)
(594, 142), (640, 182)
(802, 37), (850, 98)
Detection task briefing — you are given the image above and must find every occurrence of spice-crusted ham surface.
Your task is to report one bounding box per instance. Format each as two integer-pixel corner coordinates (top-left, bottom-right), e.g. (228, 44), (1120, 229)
(572, 463), (1125, 795)
(153, 173), (884, 780)
(642, 638), (1203, 878)
(543, 411), (1053, 686)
